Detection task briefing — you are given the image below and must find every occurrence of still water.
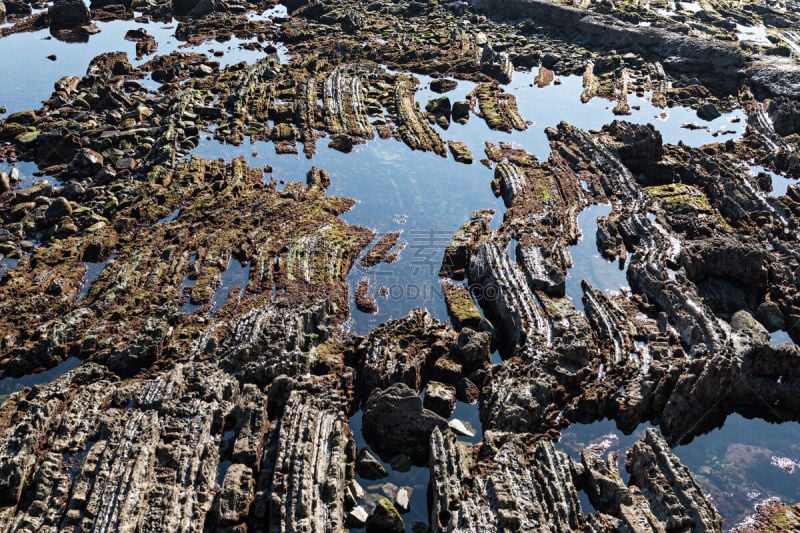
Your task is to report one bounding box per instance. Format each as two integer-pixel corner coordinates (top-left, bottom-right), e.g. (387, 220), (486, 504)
(0, 6), (793, 532)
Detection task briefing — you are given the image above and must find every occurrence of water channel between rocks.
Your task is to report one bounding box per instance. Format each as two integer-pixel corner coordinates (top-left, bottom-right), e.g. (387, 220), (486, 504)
(0, 10), (796, 532)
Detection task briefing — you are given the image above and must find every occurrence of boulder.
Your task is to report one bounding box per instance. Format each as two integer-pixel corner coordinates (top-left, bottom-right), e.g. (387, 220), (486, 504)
(48, 0), (90, 30)
(362, 383), (448, 463)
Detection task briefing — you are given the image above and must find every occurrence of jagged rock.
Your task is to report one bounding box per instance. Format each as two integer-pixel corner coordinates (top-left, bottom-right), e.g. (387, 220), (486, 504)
(395, 77), (447, 157)
(451, 328), (491, 373)
(733, 500), (800, 533)
(213, 463), (254, 526)
(440, 209), (493, 280)
(768, 96), (800, 136)
(423, 381), (456, 418)
(356, 449), (387, 480)
(604, 120), (663, 173)
(362, 383), (448, 463)
(0, 363), (263, 530)
(626, 428), (723, 531)
(430, 428), (585, 531)
(357, 308), (454, 399)
(265, 390), (351, 532)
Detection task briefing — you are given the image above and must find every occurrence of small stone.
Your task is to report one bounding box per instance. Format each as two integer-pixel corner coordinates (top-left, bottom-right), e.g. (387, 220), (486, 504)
(448, 418), (475, 438)
(697, 102), (721, 121)
(394, 487), (411, 514)
(366, 497), (404, 533)
(423, 381), (456, 418)
(45, 197), (72, 222)
(430, 78), (458, 93)
(347, 505), (369, 528)
(357, 449), (388, 480)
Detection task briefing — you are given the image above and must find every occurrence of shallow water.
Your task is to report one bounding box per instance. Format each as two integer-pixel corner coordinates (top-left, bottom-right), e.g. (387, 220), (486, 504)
(194, 133), (505, 335)
(0, 16), (287, 115)
(564, 204), (629, 315)
(0, 8), (792, 531)
(559, 415), (800, 528)
(77, 255), (115, 301)
(747, 163), (796, 198)
(770, 329), (794, 345)
(0, 356), (82, 403)
(348, 409), (431, 531)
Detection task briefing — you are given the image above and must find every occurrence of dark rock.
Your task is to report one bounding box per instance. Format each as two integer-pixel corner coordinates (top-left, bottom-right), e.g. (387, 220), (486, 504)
(366, 497), (404, 533)
(48, 0), (89, 30)
(451, 328), (491, 373)
(696, 102), (721, 121)
(44, 197), (72, 222)
(430, 79), (458, 93)
(362, 383), (448, 464)
(451, 100), (470, 124)
(541, 52), (561, 69)
(356, 449), (387, 480)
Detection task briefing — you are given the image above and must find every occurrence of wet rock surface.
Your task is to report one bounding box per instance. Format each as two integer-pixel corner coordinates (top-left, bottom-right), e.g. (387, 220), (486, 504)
(0, 0), (798, 530)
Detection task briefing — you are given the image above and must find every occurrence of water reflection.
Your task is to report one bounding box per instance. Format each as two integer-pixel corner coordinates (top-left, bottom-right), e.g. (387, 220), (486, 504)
(564, 204), (629, 315)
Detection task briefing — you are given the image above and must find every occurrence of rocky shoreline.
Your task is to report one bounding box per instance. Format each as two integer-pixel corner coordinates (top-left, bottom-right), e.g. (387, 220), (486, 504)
(0, 0), (799, 530)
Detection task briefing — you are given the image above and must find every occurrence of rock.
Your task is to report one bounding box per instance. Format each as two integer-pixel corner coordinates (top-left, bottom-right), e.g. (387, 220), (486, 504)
(347, 505), (369, 528)
(358, 308), (454, 399)
(44, 197), (72, 222)
(541, 53), (561, 69)
(451, 100), (470, 124)
(733, 500), (800, 533)
(48, 0), (89, 30)
(423, 381), (456, 418)
(768, 96), (800, 136)
(447, 418), (475, 437)
(451, 328), (491, 373)
(265, 390), (351, 531)
(440, 280), (482, 330)
(69, 148), (104, 176)
(447, 140), (473, 164)
(430, 428), (584, 530)
(362, 383), (448, 463)
(212, 463), (254, 526)
(430, 79), (457, 93)
(756, 300), (784, 331)
(605, 120), (664, 173)
(172, 0), (215, 16)
(329, 133), (354, 153)
(366, 497), (404, 533)
(626, 429), (723, 531)
(394, 486), (411, 514)
(356, 449), (387, 480)
(731, 310), (770, 349)
(440, 210), (493, 280)
(396, 77), (447, 156)
(696, 102), (721, 121)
